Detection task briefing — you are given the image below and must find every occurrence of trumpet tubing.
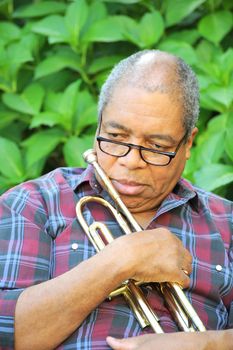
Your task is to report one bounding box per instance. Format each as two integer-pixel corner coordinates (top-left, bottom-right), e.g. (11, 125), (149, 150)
(75, 149), (206, 333)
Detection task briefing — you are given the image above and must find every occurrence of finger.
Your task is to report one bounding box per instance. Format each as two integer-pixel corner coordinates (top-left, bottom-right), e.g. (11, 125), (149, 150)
(182, 251), (193, 275)
(106, 336), (134, 350)
(179, 270), (190, 289)
(171, 268), (191, 289)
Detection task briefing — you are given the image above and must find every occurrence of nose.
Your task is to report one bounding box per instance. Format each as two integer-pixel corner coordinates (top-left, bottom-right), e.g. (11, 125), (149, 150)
(118, 147), (147, 169)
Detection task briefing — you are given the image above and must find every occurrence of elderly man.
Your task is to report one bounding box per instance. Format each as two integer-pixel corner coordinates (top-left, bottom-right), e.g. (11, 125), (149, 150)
(0, 50), (232, 350)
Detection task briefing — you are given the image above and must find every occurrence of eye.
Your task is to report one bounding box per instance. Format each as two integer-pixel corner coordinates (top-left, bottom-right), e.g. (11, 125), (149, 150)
(148, 142), (170, 152)
(107, 132), (127, 141)
(148, 142), (163, 150)
(108, 133), (120, 138)
(154, 143), (162, 149)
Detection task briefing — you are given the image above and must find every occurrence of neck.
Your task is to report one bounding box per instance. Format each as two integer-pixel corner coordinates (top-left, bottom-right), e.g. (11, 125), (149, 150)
(132, 210), (156, 229)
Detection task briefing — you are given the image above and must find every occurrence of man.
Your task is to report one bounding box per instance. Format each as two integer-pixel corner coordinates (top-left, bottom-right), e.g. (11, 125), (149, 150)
(0, 50), (232, 350)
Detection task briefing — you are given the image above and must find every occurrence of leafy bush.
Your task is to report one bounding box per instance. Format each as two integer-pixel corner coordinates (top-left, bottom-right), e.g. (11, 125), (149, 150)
(0, 0), (232, 199)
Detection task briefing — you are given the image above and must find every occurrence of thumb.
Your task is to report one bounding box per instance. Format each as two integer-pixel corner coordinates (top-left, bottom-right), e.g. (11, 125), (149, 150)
(106, 336), (134, 350)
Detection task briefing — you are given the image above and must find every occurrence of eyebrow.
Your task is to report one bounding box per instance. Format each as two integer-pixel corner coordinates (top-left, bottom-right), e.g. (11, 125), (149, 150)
(103, 121), (176, 144)
(103, 121), (131, 133)
(147, 134), (176, 144)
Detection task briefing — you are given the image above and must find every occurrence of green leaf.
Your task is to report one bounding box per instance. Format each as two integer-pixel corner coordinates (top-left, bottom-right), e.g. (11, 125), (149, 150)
(83, 16), (125, 42)
(32, 15), (69, 44)
(88, 55), (123, 74)
(58, 80), (82, 130)
(200, 85), (233, 112)
(0, 22), (20, 43)
(81, 1), (107, 37)
(193, 114), (227, 168)
(22, 129), (64, 169)
(35, 50), (82, 79)
(37, 70), (74, 92)
(0, 0), (13, 18)
(0, 120), (27, 144)
(0, 175), (15, 194)
(197, 62), (221, 82)
(20, 32), (43, 60)
(101, 0), (142, 3)
(198, 74), (216, 90)
(75, 103), (97, 135)
(0, 107), (17, 129)
(198, 11), (233, 44)
(195, 40), (223, 64)
(194, 164), (233, 191)
(30, 112), (63, 128)
(167, 29), (200, 45)
(24, 158), (46, 180)
(165, 0), (205, 26)
(225, 112), (233, 162)
(6, 41), (33, 66)
(0, 137), (24, 180)
(94, 70), (111, 89)
(205, 113), (227, 134)
(13, 1), (66, 18)
(120, 16), (139, 45)
(217, 48), (233, 84)
(3, 83), (45, 115)
(197, 132), (225, 165)
(64, 0), (89, 47)
(139, 11), (164, 48)
(158, 40), (197, 65)
(73, 90), (97, 134)
(63, 135), (94, 167)
(43, 90), (62, 113)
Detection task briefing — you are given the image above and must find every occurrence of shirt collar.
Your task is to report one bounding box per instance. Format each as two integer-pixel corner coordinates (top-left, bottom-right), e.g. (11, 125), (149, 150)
(164, 178), (199, 212)
(73, 165), (102, 194)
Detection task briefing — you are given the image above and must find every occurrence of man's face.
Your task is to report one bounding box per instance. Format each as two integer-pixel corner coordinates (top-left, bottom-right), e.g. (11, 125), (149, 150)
(95, 86), (197, 213)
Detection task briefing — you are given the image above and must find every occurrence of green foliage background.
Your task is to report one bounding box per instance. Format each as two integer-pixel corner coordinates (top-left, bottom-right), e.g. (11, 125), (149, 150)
(0, 0), (232, 199)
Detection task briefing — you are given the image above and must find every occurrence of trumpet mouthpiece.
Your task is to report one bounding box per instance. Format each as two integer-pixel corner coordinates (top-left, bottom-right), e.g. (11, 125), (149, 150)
(83, 149), (97, 165)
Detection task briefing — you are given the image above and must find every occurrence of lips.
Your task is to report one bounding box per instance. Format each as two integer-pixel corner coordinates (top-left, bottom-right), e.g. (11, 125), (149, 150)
(111, 179), (146, 195)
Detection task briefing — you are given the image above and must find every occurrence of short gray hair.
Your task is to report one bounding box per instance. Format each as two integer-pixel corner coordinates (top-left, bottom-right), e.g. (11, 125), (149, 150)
(98, 50), (199, 136)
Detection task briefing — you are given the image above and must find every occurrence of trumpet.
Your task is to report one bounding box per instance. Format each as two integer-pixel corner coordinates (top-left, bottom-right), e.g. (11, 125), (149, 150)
(76, 149), (206, 333)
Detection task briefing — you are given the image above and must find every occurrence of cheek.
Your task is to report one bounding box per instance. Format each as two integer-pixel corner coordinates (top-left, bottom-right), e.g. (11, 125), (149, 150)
(150, 158), (185, 188)
(96, 150), (115, 175)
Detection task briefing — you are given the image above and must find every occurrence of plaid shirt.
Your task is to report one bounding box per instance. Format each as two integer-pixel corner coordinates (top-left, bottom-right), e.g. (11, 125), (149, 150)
(0, 166), (232, 349)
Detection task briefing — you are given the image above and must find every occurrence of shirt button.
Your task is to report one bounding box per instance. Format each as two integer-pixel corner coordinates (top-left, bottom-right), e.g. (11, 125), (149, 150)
(71, 243), (79, 251)
(216, 264), (222, 272)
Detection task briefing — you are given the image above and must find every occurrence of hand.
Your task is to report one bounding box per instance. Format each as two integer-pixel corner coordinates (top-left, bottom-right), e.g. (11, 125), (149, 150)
(106, 332), (212, 350)
(111, 228), (192, 288)
(106, 334), (156, 350)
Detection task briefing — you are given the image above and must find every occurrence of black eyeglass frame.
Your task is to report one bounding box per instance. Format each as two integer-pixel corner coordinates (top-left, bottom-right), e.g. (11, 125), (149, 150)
(96, 133), (188, 166)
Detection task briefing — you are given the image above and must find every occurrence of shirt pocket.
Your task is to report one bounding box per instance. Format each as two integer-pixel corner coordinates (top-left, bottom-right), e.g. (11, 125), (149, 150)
(51, 219), (95, 278)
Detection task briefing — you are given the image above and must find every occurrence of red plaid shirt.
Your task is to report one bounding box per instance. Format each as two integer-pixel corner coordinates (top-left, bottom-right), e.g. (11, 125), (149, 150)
(0, 166), (232, 349)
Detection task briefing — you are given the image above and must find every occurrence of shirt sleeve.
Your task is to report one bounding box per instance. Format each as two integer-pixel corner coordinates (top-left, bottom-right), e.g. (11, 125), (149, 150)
(0, 186), (52, 349)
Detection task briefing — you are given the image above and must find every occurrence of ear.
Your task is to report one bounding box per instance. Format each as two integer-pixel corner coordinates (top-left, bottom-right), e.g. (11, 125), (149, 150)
(185, 127), (198, 160)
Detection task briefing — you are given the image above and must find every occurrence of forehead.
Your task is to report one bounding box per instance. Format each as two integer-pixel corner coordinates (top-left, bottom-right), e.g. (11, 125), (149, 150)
(102, 86), (185, 138)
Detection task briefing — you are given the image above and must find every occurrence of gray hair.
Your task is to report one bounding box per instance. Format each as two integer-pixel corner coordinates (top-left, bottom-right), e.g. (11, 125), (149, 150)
(98, 50), (199, 136)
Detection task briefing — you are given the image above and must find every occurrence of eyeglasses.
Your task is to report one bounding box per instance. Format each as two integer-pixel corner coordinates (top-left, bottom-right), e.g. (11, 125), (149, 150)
(96, 134), (187, 166)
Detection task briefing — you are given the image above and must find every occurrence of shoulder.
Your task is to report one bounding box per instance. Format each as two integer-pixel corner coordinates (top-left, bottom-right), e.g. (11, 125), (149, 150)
(180, 178), (233, 248)
(192, 183), (232, 216)
(0, 167), (86, 214)
(180, 177), (232, 213)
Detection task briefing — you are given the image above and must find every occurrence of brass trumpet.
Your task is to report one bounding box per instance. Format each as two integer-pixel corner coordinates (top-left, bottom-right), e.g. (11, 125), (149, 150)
(75, 149), (206, 333)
